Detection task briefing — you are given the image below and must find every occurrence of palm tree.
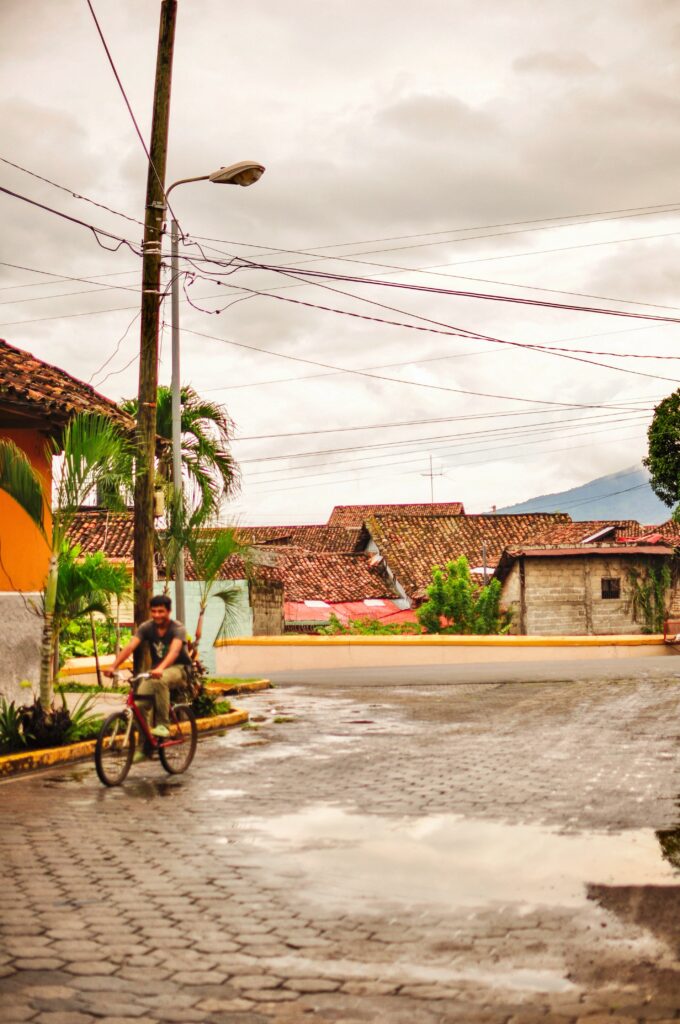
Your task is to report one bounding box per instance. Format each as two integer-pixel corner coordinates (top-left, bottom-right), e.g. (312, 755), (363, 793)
(121, 385), (240, 516)
(0, 414), (133, 707)
(185, 525), (250, 661)
(54, 545), (131, 682)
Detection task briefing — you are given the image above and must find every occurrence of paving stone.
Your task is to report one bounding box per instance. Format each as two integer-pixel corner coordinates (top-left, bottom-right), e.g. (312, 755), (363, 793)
(63, 963), (118, 977)
(242, 989), (298, 1003)
(171, 970), (228, 986)
(34, 1013), (96, 1024)
(229, 975), (283, 991)
(283, 978), (341, 993)
(14, 958), (66, 971)
(194, 999), (255, 1013)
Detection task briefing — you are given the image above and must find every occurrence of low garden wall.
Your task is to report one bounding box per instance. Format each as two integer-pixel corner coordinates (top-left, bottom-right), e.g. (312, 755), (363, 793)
(215, 633), (676, 674)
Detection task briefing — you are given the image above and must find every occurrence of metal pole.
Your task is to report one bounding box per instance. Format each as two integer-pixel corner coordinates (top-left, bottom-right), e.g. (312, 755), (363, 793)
(171, 217), (186, 626)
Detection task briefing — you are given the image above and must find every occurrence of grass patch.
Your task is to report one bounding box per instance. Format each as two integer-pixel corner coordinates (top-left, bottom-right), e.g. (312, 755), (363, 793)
(56, 682), (127, 695)
(240, 722), (260, 731)
(273, 716), (297, 724)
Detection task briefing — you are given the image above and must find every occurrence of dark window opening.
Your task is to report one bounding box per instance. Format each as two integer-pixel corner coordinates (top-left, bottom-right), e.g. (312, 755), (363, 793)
(601, 577), (621, 600)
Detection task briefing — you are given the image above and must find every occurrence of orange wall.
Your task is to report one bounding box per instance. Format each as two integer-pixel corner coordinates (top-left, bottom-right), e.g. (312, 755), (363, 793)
(0, 428), (51, 592)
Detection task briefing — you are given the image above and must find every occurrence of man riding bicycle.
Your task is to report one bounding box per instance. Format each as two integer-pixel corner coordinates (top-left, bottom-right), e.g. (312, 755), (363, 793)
(105, 594), (192, 740)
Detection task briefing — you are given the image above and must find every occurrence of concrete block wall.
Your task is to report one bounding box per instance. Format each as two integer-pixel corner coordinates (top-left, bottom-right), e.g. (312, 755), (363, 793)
(503, 555), (675, 636)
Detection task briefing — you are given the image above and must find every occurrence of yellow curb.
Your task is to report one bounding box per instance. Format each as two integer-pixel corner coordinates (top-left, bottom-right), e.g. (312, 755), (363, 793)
(204, 678), (271, 696)
(215, 634), (666, 648)
(59, 656), (132, 678)
(0, 708), (248, 779)
(195, 708), (248, 733)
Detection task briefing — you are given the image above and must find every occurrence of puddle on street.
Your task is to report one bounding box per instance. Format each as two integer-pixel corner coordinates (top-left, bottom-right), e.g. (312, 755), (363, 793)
(234, 807), (680, 913)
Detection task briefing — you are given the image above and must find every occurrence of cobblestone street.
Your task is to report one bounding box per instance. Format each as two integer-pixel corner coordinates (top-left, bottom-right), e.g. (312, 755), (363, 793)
(4, 662), (680, 1023)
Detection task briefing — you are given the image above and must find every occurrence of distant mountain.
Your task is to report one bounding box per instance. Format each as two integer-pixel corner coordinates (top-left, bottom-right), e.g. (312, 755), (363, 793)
(498, 465), (672, 523)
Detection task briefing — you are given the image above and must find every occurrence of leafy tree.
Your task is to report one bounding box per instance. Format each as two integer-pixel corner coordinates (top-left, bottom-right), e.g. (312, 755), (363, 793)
(416, 556), (511, 635)
(121, 385), (239, 516)
(643, 390), (680, 512)
(0, 413), (132, 706)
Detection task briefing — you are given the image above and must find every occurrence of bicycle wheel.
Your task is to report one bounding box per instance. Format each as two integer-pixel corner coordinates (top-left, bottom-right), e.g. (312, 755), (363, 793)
(159, 706), (197, 775)
(95, 711), (135, 786)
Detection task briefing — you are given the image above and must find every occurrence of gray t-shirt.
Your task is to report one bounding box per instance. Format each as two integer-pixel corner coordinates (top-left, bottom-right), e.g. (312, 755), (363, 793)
(135, 619), (192, 669)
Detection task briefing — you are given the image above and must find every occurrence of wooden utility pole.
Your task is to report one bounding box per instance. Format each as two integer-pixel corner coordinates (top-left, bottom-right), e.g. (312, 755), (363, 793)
(133, 0), (178, 629)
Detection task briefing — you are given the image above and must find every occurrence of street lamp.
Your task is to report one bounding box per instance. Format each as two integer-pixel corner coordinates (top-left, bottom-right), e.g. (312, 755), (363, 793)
(166, 161), (265, 625)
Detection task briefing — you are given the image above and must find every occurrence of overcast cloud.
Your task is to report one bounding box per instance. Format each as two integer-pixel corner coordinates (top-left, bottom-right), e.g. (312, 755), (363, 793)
(2, 0), (680, 522)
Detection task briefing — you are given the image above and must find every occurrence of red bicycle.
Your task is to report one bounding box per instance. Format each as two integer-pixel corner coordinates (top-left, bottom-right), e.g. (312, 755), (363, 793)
(95, 671), (197, 787)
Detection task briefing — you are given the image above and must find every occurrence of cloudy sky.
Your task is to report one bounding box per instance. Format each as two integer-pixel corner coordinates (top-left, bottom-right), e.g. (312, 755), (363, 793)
(3, 0), (680, 523)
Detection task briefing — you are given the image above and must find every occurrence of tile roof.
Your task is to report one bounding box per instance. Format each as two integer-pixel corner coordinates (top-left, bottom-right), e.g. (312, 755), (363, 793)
(70, 509), (134, 559)
(0, 339), (134, 432)
(519, 519), (644, 546)
(70, 511), (394, 602)
(364, 511), (573, 599)
(234, 524), (358, 552)
(245, 547), (397, 603)
(328, 501), (465, 529)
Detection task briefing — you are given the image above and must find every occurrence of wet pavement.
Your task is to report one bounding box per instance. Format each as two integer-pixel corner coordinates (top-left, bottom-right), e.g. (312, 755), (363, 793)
(3, 664), (680, 1022)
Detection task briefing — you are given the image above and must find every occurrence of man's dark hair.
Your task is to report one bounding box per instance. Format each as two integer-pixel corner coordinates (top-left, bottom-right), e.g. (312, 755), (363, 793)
(150, 594), (172, 610)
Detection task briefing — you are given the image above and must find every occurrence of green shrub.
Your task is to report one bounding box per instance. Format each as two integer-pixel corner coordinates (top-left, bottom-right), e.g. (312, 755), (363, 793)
(417, 556), (512, 635)
(317, 613), (421, 635)
(60, 617), (132, 663)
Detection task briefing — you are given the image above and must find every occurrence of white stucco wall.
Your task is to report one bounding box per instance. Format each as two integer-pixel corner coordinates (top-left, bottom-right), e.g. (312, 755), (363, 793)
(155, 579), (252, 674)
(0, 593), (42, 703)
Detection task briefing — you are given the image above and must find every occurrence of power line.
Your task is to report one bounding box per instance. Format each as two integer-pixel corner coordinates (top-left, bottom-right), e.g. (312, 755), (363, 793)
(242, 411), (651, 477)
(244, 430), (647, 497)
(83, 0), (180, 229)
(0, 155), (144, 226)
(232, 398), (656, 442)
(0, 185), (142, 255)
(188, 198), (680, 263)
(239, 258), (680, 326)
(0, 261), (138, 293)
(179, 324), (660, 411)
(177, 261), (680, 386)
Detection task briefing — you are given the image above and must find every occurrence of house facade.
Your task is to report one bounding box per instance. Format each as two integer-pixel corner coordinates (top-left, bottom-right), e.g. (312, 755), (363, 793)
(0, 340), (134, 699)
(494, 528), (680, 635)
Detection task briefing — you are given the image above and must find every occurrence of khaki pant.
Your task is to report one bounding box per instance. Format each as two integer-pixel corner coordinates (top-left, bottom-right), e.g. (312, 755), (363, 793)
(137, 666), (187, 730)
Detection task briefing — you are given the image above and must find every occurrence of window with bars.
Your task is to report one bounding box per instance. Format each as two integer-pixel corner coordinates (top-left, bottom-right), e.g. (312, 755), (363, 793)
(601, 577), (621, 600)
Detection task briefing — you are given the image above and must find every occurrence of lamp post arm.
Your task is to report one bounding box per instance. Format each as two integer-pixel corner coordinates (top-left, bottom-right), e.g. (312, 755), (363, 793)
(166, 174), (210, 199)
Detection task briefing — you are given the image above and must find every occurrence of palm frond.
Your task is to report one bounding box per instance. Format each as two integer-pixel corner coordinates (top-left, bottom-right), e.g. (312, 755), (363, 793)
(0, 439), (47, 536)
(52, 414), (134, 545)
(214, 584), (246, 640)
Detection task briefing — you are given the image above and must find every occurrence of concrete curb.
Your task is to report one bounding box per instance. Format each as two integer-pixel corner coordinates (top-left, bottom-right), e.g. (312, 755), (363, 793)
(0, 708), (248, 779)
(204, 678), (271, 695)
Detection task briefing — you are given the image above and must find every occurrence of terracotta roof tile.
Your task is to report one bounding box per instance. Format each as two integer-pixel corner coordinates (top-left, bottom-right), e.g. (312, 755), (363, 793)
(70, 509), (134, 559)
(234, 524), (358, 552)
(328, 502), (464, 529)
(244, 547), (397, 602)
(365, 511), (572, 599)
(0, 339), (134, 431)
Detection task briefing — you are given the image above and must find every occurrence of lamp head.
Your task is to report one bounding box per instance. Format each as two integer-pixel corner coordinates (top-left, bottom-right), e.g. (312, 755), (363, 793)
(209, 161), (265, 187)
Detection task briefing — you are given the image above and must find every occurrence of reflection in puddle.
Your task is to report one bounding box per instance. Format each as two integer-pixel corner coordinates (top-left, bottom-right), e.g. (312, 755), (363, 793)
(203, 787), (246, 799)
(264, 951), (574, 993)
(237, 807), (679, 912)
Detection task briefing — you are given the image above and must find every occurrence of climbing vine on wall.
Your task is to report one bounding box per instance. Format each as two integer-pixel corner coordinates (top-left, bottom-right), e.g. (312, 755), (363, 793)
(626, 562), (672, 633)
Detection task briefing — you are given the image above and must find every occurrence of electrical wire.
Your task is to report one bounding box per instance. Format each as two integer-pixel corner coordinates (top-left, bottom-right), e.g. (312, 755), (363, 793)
(0, 261), (139, 293)
(83, 0), (180, 229)
(0, 185), (142, 255)
(0, 155), (144, 226)
(189, 197), (680, 257)
(177, 324), (662, 409)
